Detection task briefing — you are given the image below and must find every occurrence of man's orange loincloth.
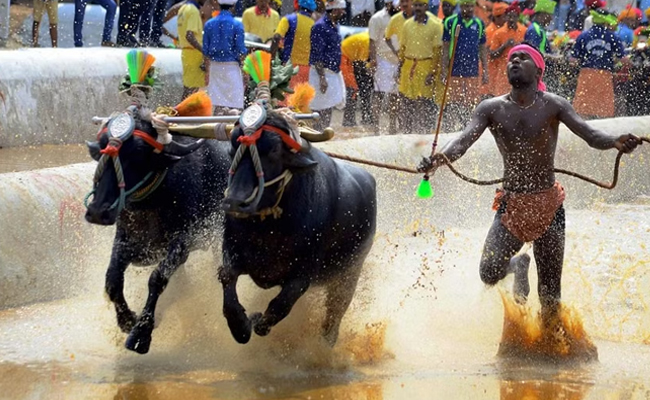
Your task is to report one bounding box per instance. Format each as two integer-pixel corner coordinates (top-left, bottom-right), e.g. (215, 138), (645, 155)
(492, 182), (566, 243)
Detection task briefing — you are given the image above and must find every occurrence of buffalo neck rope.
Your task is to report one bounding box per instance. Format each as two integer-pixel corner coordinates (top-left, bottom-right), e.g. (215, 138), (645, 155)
(225, 81), (303, 220)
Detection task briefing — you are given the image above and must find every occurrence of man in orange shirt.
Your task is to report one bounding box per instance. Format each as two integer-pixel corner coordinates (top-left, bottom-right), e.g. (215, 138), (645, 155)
(485, 2), (506, 39)
(483, 2), (507, 96)
(489, 1), (526, 95)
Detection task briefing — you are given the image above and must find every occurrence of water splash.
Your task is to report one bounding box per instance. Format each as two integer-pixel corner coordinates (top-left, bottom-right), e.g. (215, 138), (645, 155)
(497, 292), (598, 363)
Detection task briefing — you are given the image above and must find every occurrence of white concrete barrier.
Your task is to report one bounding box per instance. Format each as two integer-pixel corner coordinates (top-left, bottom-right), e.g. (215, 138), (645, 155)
(1, 116), (649, 309)
(0, 48), (183, 148)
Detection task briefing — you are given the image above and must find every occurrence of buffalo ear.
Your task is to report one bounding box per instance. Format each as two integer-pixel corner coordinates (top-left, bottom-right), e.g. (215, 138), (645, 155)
(283, 152), (318, 170)
(86, 141), (101, 161)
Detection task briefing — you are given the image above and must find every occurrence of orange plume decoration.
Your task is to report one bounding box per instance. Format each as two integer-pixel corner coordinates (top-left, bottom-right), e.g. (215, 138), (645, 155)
(287, 83), (315, 114)
(174, 91), (213, 117)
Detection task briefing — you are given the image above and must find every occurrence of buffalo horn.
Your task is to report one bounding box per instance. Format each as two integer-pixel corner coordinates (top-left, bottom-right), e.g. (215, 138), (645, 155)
(299, 126), (335, 143)
(86, 140), (101, 152)
(163, 138), (206, 156)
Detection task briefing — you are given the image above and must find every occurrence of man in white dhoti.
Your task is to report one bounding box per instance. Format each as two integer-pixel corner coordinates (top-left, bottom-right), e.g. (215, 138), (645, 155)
(203, 0), (248, 115)
(309, 0), (347, 130)
(368, 0), (400, 134)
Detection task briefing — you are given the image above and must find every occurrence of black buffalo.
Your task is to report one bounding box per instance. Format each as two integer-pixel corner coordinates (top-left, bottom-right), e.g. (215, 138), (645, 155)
(85, 106), (230, 354)
(220, 113), (377, 345)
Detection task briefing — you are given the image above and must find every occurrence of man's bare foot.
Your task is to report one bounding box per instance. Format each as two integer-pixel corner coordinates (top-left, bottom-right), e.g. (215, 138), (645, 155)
(512, 253), (531, 304)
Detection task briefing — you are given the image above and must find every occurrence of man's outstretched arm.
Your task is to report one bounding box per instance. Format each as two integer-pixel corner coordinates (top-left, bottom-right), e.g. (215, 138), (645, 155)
(418, 100), (492, 172)
(557, 95), (640, 153)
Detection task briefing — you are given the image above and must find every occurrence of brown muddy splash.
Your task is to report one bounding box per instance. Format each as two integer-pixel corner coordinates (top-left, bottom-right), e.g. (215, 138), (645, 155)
(497, 292), (598, 363)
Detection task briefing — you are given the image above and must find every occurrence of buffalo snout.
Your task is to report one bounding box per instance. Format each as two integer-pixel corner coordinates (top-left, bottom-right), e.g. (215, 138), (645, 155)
(85, 203), (118, 225)
(222, 196), (248, 214)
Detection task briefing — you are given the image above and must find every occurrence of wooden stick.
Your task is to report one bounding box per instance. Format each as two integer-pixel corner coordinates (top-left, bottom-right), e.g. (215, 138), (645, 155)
(430, 25), (461, 158)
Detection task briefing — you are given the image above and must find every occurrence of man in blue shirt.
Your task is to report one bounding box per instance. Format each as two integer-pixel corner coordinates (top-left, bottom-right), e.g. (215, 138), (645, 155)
(309, 0), (347, 130)
(571, 9), (624, 119)
(203, 0), (248, 114)
(523, 0), (555, 54)
(442, 0), (488, 128)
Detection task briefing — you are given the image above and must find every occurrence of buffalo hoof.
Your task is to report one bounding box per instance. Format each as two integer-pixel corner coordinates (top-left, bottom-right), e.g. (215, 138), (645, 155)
(251, 312), (271, 337)
(117, 310), (137, 334)
(227, 313), (252, 344)
(125, 320), (153, 354)
(322, 329), (339, 348)
(513, 253), (531, 305)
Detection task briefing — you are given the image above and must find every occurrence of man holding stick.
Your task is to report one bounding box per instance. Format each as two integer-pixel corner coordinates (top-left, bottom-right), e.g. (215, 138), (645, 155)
(418, 43), (641, 323)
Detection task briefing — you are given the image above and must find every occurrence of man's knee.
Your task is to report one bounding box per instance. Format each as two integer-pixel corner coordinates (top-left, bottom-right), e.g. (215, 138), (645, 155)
(479, 257), (509, 285)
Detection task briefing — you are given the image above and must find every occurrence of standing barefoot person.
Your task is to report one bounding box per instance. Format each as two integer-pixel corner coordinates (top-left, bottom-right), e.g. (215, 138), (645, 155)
(418, 43), (640, 323)
(308, 0), (347, 130)
(203, 0), (247, 115)
(178, 0), (207, 100)
(32, 0), (58, 47)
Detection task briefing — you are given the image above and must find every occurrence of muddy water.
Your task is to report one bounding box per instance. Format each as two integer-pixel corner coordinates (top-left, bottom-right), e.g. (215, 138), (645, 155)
(0, 145), (88, 173)
(1, 152), (650, 399)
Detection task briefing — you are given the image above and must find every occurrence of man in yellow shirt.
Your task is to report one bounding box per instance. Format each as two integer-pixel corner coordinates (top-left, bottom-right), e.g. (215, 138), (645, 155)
(398, 0), (444, 134)
(341, 31), (374, 127)
(242, 0), (280, 42)
(271, 0), (317, 88)
(384, 0), (413, 57)
(177, 0), (206, 100)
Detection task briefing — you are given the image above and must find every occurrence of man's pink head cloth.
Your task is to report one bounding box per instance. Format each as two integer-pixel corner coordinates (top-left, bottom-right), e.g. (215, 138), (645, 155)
(507, 44), (546, 91)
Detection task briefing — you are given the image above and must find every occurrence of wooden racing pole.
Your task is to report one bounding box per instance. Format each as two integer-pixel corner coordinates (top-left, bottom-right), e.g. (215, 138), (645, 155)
(417, 24), (461, 199)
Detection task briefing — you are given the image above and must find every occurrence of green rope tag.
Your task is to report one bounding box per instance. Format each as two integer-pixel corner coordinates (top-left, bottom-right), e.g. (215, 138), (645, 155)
(416, 177), (434, 199)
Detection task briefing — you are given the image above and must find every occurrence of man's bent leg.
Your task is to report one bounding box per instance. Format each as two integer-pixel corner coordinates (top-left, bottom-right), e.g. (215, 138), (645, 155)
(480, 210), (525, 287)
(532, 207), (565, 323)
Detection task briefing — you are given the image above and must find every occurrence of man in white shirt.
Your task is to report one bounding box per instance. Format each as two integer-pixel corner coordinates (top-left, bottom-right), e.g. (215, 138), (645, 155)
(351, 0), (377, 26)
(368, 0), (400, 134)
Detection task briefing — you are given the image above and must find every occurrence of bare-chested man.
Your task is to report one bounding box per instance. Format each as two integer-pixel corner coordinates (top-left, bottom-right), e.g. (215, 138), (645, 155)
(418, 43), (640, 321)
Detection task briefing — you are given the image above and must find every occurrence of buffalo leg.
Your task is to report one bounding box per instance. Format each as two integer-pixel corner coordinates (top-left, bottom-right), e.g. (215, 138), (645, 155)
(105, 245), (136, 333)
(322, 264), (362, 346)
(252, 278), (310, 337)
(220, 266), (253, 344)
(125, 238), (190, 354)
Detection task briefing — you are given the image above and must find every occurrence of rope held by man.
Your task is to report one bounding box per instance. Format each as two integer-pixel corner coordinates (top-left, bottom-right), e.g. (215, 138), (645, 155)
(324, 136), (649, 190)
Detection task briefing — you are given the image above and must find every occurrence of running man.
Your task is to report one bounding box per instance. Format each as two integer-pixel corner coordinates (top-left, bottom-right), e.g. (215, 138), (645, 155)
(417, 43), (640, 322)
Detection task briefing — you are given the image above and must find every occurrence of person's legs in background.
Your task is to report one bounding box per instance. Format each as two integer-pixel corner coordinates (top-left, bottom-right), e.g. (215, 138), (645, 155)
(32, 0), (44, 47)
(138, 0), (155, 45)
(313, 108), (333, 131)
(354, 61), (374, 125)
(45, 0), (59, 47)
(117, 0), (143, 46)
(343, 87), (358, 127)
(148, 0), (168, 46)
(97, 0), (117, 46)
(74, 0), (88, 47)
